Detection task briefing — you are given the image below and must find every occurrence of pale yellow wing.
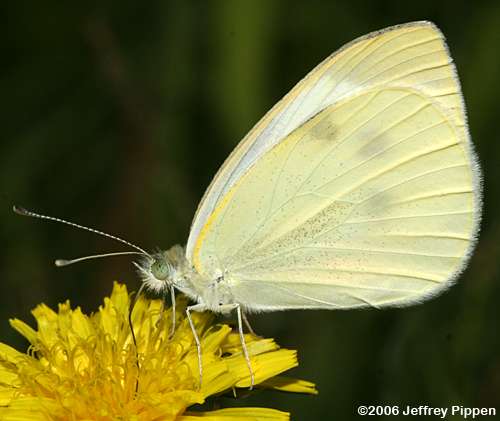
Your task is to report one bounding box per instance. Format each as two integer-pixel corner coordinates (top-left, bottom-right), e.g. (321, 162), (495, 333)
(188, 22), (481, 310)
(186, 21), (476, 261)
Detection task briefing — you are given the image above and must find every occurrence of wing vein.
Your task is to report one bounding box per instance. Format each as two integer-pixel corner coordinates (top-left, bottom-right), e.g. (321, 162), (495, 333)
(243, 266), (441, 283)
(346, 210), (471, 224)
(353, 37), (440, 80)
(331, 26), (427, 95)
(303, 244), (462, 258)
(388, 63), (450, 84)
(383, 186), (471, 206)
(354, 158), (465, 206)
(309, 104), (440, 194)
(357, 52), (448, 87)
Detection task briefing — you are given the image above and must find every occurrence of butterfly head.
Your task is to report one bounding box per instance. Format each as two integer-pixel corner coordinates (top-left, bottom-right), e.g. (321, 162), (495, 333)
(151, 256), (173, 282)
(135, 252), (173, 293)
(135, 245), (187, 294)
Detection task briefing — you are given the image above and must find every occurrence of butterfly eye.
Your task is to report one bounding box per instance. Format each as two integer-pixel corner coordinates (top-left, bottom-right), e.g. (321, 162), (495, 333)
(151, 258), (171, 281)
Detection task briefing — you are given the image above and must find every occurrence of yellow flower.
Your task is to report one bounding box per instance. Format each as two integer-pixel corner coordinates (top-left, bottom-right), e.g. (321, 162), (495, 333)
(0, 282), (317, 420)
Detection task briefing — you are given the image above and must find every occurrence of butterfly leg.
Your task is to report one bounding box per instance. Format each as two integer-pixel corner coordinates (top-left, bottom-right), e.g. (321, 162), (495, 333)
(186, 303), (206, 388)
(242, 311), (257, 337)
(235, 304), (255, 389)
(155, 289), (167, 326)
(169, 284), (176, 339)
(154, 285), (176, 339)
(217, 304), (255, 389)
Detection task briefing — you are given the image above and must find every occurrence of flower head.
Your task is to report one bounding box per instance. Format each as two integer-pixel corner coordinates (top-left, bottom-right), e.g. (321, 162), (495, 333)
(0, 282), (316, 420)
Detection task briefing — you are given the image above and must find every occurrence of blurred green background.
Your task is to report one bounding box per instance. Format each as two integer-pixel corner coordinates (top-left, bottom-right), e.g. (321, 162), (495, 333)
(2, 1), (499, 419)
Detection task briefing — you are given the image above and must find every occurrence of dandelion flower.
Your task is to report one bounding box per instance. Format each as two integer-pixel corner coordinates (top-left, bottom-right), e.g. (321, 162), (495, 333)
(0, 282), (316, 420)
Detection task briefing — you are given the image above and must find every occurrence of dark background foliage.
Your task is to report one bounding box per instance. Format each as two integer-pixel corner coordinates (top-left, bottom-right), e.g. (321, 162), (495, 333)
(2, 1), (499, 419)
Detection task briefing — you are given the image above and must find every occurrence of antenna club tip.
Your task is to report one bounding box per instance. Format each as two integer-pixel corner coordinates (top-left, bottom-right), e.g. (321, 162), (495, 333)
(54, 259), (67, 267)
(13, 205), (29, 215)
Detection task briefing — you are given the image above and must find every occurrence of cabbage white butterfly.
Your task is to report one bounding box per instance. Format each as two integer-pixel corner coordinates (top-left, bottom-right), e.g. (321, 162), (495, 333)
(140, 20), (481, 386)
(16, 21), (481, 388)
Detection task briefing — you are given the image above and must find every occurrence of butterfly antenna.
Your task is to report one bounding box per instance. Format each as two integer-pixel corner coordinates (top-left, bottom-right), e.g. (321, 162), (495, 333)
(55, 251), (147, 267)
(13, 205), (150, 257)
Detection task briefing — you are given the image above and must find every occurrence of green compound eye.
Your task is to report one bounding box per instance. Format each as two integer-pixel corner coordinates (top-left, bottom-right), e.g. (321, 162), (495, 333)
(151, 258), (171, 280)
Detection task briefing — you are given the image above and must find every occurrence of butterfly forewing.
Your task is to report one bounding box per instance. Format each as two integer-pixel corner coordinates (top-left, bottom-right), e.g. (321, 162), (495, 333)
(187, 22), (481, 311)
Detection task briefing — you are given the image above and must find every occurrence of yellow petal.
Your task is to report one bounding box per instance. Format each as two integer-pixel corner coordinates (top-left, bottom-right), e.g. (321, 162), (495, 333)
(8, 319), (37, 345)
(0, 283), (315, 419)
(0, 396), (63, 420)
(229, 349), (298, 388)
(260, 376), (318, 394)
(0, 343), (25, 364)
(31, 303), (59, 348)
(180, 407), (290, 420)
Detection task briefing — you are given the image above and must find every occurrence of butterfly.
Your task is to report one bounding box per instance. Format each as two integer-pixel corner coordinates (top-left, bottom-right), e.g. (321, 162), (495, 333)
(16, 21), (481, 388)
